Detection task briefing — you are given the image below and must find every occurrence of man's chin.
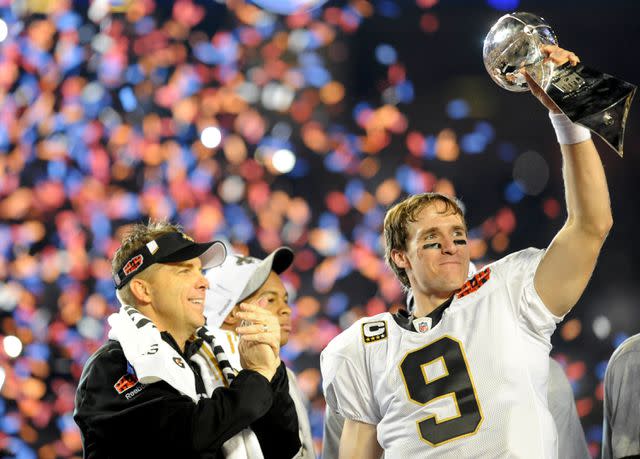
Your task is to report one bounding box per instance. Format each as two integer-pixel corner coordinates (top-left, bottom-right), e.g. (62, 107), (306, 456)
(438, 278), (466, 294)
(192, 314), (206, 329)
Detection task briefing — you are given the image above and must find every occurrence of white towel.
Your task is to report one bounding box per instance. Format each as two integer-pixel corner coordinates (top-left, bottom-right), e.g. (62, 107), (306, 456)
(107, 305), (199, 401)
(107, 304), (264, 458)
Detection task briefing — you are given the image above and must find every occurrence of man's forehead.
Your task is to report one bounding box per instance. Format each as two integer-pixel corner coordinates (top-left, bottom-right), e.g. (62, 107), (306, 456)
(255, 271), (287, 293)
(408, 206), (464, 235)
(415, 204), (463, 224)
(263, 270), (286, 287)
(165, 258), (202, 268)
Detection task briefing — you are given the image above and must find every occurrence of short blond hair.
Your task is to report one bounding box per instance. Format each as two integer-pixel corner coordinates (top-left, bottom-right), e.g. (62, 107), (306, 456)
(112, 221), (183, 305)
(383, 193), (465, 289)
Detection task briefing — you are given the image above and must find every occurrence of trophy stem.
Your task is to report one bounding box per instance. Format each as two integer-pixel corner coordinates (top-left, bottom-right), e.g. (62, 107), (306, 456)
(546, 63), (637, 157)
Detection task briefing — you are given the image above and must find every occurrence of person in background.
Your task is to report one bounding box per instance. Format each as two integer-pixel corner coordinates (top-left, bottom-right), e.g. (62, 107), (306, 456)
(602, 333), (640, 459)
(205, 246), (316, 458)
(548, 358), (590, 459)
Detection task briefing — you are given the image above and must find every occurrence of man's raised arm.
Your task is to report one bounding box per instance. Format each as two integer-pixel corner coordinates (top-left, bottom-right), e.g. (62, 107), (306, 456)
(527, 46), (613, 317)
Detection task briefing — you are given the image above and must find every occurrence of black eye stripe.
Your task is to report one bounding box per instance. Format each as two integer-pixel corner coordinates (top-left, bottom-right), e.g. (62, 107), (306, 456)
(422, 239), (467, 250)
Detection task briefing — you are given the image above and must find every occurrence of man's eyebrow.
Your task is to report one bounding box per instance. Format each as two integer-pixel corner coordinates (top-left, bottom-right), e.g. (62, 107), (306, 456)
(416, 225), (467, 238)
(416, 227), (438, 238)
(262, 289), (286, 297)
(172, 260), (200, 269)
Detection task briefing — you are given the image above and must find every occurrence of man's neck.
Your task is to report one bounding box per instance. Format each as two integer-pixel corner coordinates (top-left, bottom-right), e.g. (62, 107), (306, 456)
(163, 329), (192, 353)
(137, 306), (191, 353)
(412, 290), (455, 317)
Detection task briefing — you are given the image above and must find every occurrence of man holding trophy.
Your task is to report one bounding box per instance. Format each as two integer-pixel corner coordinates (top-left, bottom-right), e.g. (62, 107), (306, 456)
(321, 13), (623, 458)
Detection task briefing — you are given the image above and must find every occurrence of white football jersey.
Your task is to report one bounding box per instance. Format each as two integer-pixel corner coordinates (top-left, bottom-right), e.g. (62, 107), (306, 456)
(321, 248), (564, 459)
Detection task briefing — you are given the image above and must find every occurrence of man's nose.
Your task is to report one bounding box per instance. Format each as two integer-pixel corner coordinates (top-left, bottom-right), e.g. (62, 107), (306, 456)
(197, 272), (209, 290)
(280, 302), (292, 317)
(441, 237), (458, 254)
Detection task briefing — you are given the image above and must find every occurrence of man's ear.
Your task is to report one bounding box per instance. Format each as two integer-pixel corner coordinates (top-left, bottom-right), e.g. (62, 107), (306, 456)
(129, 278), (152, 304)
(391, 249), (410, 270)
(223, 305), (241, 327)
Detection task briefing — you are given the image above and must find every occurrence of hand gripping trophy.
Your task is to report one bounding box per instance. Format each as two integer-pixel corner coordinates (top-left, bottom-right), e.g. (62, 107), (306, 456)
(483, 12), (636, 156)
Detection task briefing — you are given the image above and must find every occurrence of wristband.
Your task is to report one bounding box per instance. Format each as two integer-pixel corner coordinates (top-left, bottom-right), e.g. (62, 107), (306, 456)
(549, 112), (591, 145)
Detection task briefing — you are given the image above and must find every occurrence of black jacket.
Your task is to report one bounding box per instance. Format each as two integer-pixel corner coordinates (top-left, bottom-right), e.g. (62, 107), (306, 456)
(74, 333), (301, 459)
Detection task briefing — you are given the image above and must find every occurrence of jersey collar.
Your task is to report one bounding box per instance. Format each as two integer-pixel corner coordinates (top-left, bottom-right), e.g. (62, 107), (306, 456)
(393, 295), (454, 333)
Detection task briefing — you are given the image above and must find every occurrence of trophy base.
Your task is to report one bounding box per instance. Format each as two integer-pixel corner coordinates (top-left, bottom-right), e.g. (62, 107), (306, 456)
(546, 63), (637, 157)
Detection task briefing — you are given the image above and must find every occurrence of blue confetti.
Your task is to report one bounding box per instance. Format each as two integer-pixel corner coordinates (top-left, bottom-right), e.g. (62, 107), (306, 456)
(586, 425), (603, 443)
(613, 332), (629, 348)
(1, 416), (20, 434)
(504, 181), (525, 203)
(498, 142), (517, 162)
(595, 360), (608, 380)
(288, 157), (310, 178)
(446, 99), (470, 119)
(487, 0), (520, 11)
(325, 292), (349, 318)
(194, 42), (223, 65)
(375, 44), (398, 65)
(461, 132), (487, 154)
(119, 86), (137, 112)
(318, 212), (340, 229)
(395, 80), (414, 103)
(376, 0), (401, 18)
(47, 160), (67, 181)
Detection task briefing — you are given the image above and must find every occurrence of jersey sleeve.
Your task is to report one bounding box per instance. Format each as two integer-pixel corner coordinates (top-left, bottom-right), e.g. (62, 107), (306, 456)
(493, 248), (564, 341)
(321, 324), (380, 425)
(602, 340), (640, 459)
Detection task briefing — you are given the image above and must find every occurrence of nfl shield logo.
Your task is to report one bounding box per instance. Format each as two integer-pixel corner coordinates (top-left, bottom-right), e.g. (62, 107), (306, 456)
(412, 317), (432, 333)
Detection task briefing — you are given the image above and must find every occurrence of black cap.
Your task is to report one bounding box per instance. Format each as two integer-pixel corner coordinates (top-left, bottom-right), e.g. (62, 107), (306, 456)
(114, 232), (226, 289)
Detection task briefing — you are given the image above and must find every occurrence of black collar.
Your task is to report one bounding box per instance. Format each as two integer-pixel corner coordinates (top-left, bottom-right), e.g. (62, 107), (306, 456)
(393, 295), (454, 332)
(160, 331), (203, 359)
(160, 331), (207, 398)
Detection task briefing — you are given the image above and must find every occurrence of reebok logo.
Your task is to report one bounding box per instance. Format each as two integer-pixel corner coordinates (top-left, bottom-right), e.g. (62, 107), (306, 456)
(125, 384), (146, 400)
(114, 373), (139, 394)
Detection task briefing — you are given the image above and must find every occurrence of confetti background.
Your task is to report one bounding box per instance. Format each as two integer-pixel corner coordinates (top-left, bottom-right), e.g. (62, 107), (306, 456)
(0, 0), (639, 457)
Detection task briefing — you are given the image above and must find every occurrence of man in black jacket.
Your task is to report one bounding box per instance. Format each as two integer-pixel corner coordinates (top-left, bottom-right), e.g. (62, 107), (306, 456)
(74, 221), (301, 458)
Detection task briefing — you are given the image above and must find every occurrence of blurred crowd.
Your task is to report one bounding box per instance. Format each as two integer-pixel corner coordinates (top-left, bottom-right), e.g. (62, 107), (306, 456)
(0, 0), (630, 457)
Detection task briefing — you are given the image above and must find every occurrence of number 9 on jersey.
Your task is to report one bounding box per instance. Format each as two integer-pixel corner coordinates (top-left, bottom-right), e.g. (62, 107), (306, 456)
(399, 336), (483, 446)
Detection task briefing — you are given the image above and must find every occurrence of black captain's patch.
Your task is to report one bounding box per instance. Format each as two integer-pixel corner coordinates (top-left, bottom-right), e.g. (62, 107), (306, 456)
(362, 320), (388, 343)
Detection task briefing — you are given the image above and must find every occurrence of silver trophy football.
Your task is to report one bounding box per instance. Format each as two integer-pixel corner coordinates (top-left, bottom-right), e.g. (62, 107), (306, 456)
(483, 12), (636, 156)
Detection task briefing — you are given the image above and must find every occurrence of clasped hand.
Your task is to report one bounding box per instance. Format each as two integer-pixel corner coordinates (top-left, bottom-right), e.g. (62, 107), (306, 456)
(235, 302), (281, 381)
